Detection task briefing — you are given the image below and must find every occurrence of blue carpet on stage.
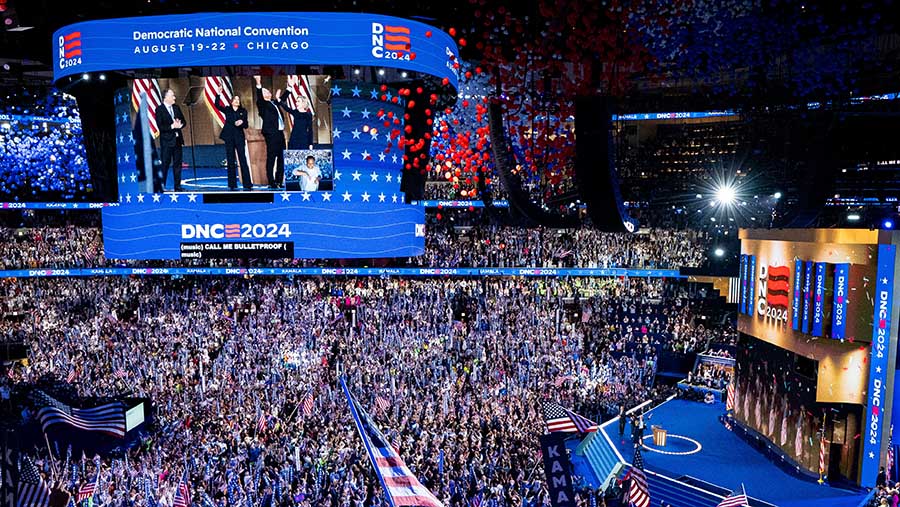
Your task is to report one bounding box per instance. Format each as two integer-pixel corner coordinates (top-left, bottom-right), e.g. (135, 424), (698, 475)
(613, 399), (866, 507)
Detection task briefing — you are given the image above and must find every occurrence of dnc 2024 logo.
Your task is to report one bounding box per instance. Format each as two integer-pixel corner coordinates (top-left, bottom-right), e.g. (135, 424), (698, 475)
(58, 31), (83, 70)
(371, 22), (411, 61)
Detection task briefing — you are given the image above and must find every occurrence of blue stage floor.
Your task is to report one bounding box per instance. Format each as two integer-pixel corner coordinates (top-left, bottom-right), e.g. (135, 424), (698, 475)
(611, 399), (866, 507)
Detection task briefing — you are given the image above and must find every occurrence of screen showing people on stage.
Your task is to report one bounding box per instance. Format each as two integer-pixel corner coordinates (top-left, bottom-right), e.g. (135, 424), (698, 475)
(285, 149), (333, 192)
(127, 74), (333, 193)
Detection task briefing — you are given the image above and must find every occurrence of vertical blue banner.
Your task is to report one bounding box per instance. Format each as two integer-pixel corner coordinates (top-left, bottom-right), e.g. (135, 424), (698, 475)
(811, 262), (827, 337)
(831, 263), (849, 339)
(861, 244), (897, 487)
(793, 258), (804, 330)
(740, 255), (749, 314)
(802, 260), (814, 334)
(748, 255), (757, 317)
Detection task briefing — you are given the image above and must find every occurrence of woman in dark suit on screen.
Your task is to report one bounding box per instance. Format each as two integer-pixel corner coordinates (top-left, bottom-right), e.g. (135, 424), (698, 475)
(215, 88), (252, 190)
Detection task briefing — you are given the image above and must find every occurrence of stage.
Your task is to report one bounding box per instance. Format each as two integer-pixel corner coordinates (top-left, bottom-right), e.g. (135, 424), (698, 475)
(606, 399), (866, 507)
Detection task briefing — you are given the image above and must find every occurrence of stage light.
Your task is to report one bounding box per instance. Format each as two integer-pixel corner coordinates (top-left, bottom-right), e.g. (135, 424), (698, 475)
(99, 74), (106, 81)
(1, 63), (9, 71)
(847, 213), (860, 222)
(401, 71), (408, 78)
(82, 73), (90, 81)
(378, 69), (385, 76)
(715, 185), (736, 206)
(773, 191), (782, 199)
(353, 68), (360, 75)
(884, 219), (894, 229)
(714, 247), (725, 257)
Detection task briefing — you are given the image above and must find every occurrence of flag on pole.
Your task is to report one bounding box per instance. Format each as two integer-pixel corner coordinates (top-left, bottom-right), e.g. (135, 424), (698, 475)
(542, 402), (598, 433)
(173, 470), (191, 507)
(257, 413), (267, 434)
(17, 455), (51, 507)
(130, 78), (162, 138)
(66, 369), (77, 384)
(375, 395), (390, 414)
(203, 76), (233, 128)
(340, 378), (442, 507)
(33, 390), (126, 438)
(726, 382), (735, 412)
(302, 393), (315, 417)
(627, 447), (650, 507)
(716, 493), (749, 507)
(76, 480), (96, 503)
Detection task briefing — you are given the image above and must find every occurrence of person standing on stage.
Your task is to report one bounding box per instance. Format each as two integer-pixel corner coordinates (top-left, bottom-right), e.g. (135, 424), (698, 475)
(254, 75), (285, 189)
(155, 89), (185, 192)
(618, 404), (627, 439)
(214, 87), (252, 191)
(277, 75), (315, 150)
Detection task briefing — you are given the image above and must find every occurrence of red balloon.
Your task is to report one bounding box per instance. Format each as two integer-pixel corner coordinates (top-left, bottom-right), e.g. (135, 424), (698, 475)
(416, 87), (424, 94)
(408, 100), (416, 108)
(458, 38), (467, 47)
(380, 84), (388, 92)
(441, 78), (450, 86)
(449, 27), (456, 36)
(425, 30), (432, 38)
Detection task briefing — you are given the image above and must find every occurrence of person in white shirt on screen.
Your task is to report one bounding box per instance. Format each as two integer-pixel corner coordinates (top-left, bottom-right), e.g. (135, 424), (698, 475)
(292, 155), (321, 191)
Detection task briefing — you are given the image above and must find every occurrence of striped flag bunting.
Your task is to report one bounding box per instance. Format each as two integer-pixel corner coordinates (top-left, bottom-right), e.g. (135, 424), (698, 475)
(17, 455), (51, 507)
(203, 76), (233, 128)
(302, 393), (315, 417)
(716, 493), (749, 507)
(173, 471), (191, 507)
(627, 447), (650, 507)
(542, 402), (598, 433)
(341, 379), (443, 507)
(33, 390), (126, 438)
(130, 78), (162, 138)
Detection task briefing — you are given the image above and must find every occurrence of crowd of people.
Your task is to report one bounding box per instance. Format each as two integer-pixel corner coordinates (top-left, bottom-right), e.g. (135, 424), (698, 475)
(0, 213), (710, 271)
(0, 87), (90, 201)
(1, 275), (733, 507)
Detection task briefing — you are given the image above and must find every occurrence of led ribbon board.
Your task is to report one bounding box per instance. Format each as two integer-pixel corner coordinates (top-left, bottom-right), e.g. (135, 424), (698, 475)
(51, 12), (459, 89)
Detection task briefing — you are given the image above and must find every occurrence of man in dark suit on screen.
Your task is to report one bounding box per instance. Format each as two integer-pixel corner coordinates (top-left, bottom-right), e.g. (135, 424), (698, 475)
(155, 88), (186, 192)
(254, 75), (286, 189)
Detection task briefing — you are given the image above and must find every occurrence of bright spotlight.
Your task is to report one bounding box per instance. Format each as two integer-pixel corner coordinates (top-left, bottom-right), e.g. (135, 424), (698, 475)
(377, 69), (385, 76)
(714, 247), (725, 257)
(401, 71), (408, 78)
(82, 73), (90, 81)
(885, 219), (894, 230)
(773, 191), (782, 199)
(847, 213), (861, 222)
(99, 74), (106, 81)
(715, 185), (737, 205)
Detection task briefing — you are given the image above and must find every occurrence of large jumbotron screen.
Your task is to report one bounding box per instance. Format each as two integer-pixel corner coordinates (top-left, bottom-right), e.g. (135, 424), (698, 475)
(51, 12), (460, 260)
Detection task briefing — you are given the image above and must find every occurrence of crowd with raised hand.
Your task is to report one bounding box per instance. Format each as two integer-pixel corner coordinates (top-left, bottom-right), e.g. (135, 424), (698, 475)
(0, 274), (733, 507)
(0, 216), (709, 271)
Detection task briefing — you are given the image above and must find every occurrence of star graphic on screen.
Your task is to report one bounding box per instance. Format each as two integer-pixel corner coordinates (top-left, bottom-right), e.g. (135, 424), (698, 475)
(301, 192), (311, 201)
(385, 92), (393, 101)
(169, 193), (179, 202)
(281, 192), (291, 202)
(342, 191), (352, 202)
(332, 127), (342, 138)
(137, 194), (145, 203)
(128, 133), (134, 143)
(341, 107), (352, 118)
(124, 154), (130, 163)
(369, 131), (379, 141)
(370, 171), (379, 182)
(130, 173), (137, 182)
(882, 277), (889, 285)
(870, 452), (876, 459)
(351, 129), (361, 139)
(120, 174), (126, 183)
(877, 366), (883, 373)
(322, 192), (332, 201)
(152, 194), (161, 203)
(390, 194), (399, 203)
(342, 150), (352, 160)
(125, 193), (132, 203)
(378, 152), (386, 162)
(331, 85), (342, 96)
(360, 150), (370, 160)
(385, 173), (393, 183)
(361, 191), (371, 202)
(351, 86), (362, 97)
(378, 192), (386, 202)
(370, 89), (380, 100)
(391, 154), (399, 163)
(351, 171), (361, 181)
(188, 193), (198, 203)
(71, 204), (79, 208)
(118, 135), (124, 144)
(119, 194), (123, 203)
(334, 170), (342, 181)
(361, 108), (371, 119)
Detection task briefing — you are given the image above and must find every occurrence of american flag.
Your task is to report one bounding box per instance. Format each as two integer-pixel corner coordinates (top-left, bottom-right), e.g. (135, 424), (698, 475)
(726, 382), (735, 412)
(33, 390), (126, 438)
(173, 471), (191, 507)
(469, 493), (483, 507)
(716, 493), (749, 507)
(375, 395), (390, 413)
(77, 480), (96, 502)
(627, 447), (650, 507)
(257, 413), (267, 433)
(203, 76), (233, 128)
(113, 368), (127, 379)
(302, 393), (315, 417)
(130, 78), (162, 138)
(343, 384), (443, 507)
(66, 369), (77, 384)
(819, 428), (827, 476)
(286, 74), (317, 127)
(17, 455), (50, 507)
(543, 402), (598, 433)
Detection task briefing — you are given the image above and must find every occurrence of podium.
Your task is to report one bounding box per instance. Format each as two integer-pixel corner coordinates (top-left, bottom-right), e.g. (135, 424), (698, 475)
(652, 425), (667, 447)
(245, 128), (269, 186)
